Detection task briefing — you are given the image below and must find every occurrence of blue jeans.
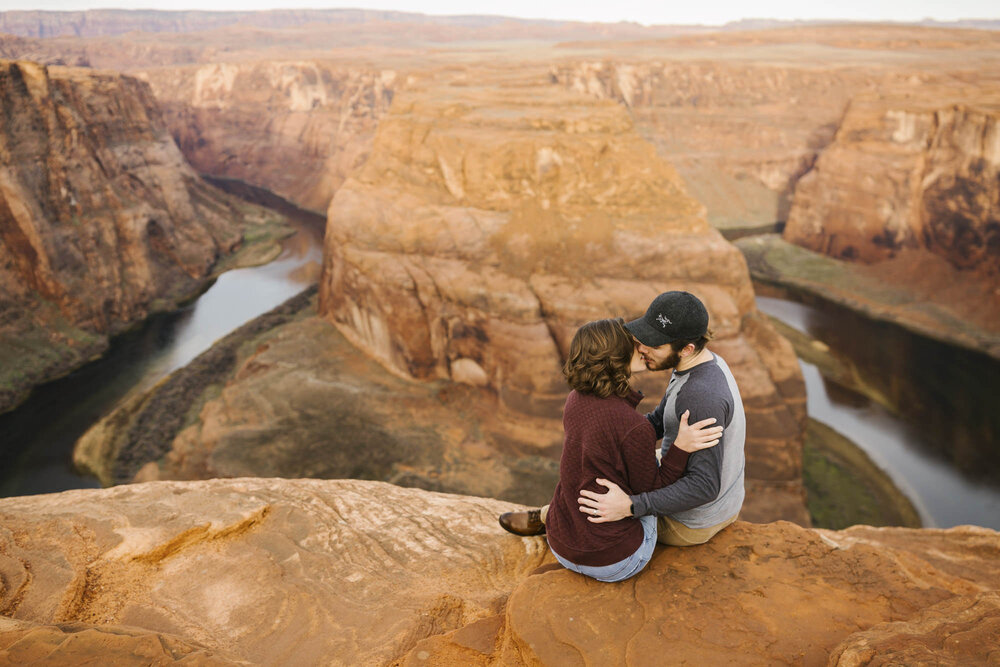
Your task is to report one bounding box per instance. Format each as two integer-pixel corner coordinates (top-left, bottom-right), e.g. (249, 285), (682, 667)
(549, 515), (657, 583)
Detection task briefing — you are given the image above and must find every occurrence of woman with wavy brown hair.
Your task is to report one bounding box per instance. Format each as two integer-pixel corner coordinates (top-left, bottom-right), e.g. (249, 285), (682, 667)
(541, 318), (721, 582)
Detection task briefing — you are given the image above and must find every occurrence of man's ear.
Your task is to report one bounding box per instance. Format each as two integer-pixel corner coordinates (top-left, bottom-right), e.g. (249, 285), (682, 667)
(679, 343), (696, 357)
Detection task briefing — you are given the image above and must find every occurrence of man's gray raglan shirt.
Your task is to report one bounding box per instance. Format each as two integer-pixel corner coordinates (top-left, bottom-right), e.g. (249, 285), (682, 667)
(629, 352), (746, 529)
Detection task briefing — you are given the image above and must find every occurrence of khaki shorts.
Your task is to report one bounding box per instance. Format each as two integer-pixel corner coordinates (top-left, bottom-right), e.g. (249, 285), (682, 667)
(657, 513), (738, 547)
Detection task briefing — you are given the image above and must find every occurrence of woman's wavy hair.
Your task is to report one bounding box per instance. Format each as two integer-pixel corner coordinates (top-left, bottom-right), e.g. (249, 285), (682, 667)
(563, 318), (634, 399)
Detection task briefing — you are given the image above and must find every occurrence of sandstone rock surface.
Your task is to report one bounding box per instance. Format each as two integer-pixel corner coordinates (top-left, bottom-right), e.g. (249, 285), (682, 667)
(0, 60), (285, 412)
(829, 591), (1000, 665)
(0, 617), (247, 665)
(1, 480), (998, 665)
(319, 72), (809, 524)
(138, 61), (396, 213)
(0, 479), (550, 665)
(549, 26), (1000, 233)
(406, 521), (1000, 666)
(785, 84), (1000, 278)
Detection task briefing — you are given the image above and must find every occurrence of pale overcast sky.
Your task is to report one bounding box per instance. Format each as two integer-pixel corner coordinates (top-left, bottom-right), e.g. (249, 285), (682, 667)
(2, 1), (997, 26)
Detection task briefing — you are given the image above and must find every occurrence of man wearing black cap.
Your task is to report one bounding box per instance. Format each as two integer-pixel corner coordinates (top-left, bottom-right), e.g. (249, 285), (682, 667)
(500, 291), (744, 547)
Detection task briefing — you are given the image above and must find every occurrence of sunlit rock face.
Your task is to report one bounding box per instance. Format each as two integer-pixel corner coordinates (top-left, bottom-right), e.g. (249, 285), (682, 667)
(549, 60), (863, 229)
(784, 85), (1000, 275)
(138, 61), (395, 213)
(0, 479), (549, 666)
(2, 480), (997, 665)
(407, 521), (1000, 666)
(0, 60), (250, 411)
(0, 618), (245, 665)
(319, 73), (809, 524)
(548, 26), (1000, 233)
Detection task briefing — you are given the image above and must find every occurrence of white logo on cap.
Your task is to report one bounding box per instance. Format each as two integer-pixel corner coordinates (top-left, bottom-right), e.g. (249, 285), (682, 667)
(656, 314), (672, 328)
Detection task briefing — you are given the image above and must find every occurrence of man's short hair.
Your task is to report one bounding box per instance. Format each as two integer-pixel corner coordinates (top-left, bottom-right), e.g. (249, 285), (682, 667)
(669, 328), (715, 354)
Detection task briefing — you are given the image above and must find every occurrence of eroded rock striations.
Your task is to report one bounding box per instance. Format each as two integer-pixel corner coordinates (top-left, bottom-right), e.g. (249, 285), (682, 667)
(0, 617), (247, 665)
(0, 60), (278, 412)
(0, 479), (550, 666)
(1, 480), (997, 665)
(785, 84), (1000, 275)
(138, 61), (396, 213)
(319, 74), (808, 524)
(550, 60), (862, 230)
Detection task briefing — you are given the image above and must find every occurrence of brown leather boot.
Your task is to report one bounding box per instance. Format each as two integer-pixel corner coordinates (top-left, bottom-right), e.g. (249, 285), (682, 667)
(498, 509), (545, 536)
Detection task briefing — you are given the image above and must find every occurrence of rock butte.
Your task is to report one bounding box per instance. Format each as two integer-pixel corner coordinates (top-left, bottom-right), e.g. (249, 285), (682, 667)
(0, 479), (997, 665)
(318, 72), (808, 523)
(0, 59), (282, 412)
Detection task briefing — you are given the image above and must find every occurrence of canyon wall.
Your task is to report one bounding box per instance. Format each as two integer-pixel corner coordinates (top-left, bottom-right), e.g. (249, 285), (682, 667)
(784, 84), (1000, 275)
(550, 60), (845, 229)
(547, 33), (1000, 355)
(0, 60), (275, 412)
(137, 61), (396, 213)
(1, 479), (998, 665)
(549, 59), (959, 233)
(319, 73), (808, 523)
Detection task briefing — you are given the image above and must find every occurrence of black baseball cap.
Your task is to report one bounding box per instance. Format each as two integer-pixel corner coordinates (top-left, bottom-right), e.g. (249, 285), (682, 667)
(625, 291), (709, 347)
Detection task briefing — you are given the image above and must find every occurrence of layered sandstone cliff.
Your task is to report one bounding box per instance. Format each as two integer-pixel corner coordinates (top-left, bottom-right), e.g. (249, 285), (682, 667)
(549, 60), (851, 230)
(137, 61), (396, 213)
(785, 84), (1000, 274)
(546, 26), (1000, 236)
(1, 479), (997, 665)
(318, 74), (808, 523)
(0, 60), (283, 412)
(548, 60), (970, 234)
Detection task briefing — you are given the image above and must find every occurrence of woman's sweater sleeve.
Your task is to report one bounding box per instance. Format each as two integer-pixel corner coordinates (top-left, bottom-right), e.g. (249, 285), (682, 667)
(621, 421), (690, 495)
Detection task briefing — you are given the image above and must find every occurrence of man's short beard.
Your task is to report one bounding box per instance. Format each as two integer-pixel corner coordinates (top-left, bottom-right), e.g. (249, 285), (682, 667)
(645, 347), (680, 372)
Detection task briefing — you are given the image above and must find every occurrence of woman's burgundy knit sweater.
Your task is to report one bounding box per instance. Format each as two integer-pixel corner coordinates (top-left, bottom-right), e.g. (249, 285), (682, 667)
(545, 389), (690, 567)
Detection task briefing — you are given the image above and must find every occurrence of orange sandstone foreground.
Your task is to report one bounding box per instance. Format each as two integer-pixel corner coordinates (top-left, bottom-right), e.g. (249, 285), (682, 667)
(0, 479), (997, 665)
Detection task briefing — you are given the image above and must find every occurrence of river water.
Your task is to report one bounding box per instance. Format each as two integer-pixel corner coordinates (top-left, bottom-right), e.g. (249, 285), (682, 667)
(0, 197), (324, 497)
(756, 295), (1000, 530)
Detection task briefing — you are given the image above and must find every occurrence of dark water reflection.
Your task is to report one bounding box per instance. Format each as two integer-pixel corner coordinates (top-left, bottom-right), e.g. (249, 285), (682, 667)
(0, 194), (324, 497)
(757, 295), (1000, 529)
